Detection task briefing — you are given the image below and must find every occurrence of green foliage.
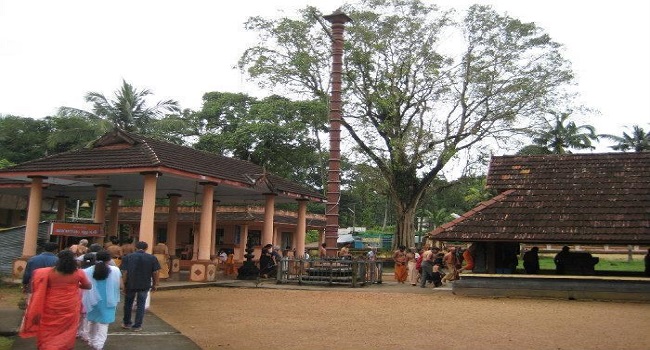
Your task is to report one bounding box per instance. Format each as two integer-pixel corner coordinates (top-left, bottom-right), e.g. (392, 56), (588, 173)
(600, 125), (650, 152)
(518, 111), (598, 155)
(305, 230), (320, 243)
(0, 115), (50, 163)
(58, 79), (181, 135)
(192, 92), (328, 189)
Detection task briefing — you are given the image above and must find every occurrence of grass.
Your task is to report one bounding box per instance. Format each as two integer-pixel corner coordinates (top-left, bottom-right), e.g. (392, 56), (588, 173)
(520, 255), (645, 273)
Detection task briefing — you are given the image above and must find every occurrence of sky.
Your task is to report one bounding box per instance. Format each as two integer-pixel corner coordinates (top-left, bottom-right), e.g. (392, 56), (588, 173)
(1, 0), (649, 152)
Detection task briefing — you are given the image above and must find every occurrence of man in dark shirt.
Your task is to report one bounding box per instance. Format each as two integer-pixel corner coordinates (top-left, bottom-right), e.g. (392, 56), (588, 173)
(120, 241), (160, 331)
(22, 242), (58, 302)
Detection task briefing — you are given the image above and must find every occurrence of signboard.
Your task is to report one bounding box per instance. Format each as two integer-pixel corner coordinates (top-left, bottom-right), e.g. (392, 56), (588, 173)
(50, 222), (104, 237)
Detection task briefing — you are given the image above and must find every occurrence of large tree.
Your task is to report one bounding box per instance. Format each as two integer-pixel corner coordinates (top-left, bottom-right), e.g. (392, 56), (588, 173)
(517, 111), (598, 155)
(58, 79), (181, 135)
(239, 0), (574, 248)
(0, 115), (50, 164)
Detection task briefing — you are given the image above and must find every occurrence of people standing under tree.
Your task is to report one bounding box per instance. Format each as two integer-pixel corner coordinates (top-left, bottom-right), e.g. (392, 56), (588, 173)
(19, 250), (92, 349)
(419, 247), (434, 288)
(645, 248), (650, 277)
(120, 241), (160, 332)
(523, 246), (541, 274)
(458, 244), (476, 273)
(319, 243), (327, 258)
(80, 251), (122, 350)
(22, 242), (58, 306)
(406, 247), (418, 286)
(259, 244), (276, 278)
(339, 242), (352, 260)
(554, 246), (571, 275)
(152, 241), (170, 280)
(393, 245), (408, 284)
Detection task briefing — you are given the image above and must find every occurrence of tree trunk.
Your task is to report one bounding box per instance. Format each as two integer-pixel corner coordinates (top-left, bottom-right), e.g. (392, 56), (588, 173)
(393, 207), (415, 250)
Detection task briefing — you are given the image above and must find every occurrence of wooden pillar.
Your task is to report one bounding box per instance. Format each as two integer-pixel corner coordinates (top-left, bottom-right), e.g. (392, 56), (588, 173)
(295, 199), (308, 258)
(56, 195), (68, 221)
(139, 172), (159, 253)
(262, 193), (276, 246)
(94, 184), (109, 244)
(107, 195), (122, 238)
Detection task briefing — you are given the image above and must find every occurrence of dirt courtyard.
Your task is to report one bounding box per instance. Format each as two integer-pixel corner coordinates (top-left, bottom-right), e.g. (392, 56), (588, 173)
(150, 285), (650, 350)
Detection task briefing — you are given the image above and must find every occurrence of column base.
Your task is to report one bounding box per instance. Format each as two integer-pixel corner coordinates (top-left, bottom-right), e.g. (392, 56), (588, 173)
(189, 261), (217, 282)
(13, 256), (29, 280)
(171, 257), (180, 273)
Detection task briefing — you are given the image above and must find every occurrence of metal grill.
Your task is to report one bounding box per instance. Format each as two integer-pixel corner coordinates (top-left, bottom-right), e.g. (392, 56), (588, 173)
(276, 258), (383, 287)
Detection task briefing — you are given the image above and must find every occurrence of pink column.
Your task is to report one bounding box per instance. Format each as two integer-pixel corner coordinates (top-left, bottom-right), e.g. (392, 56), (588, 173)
(198, 183), (215, 261)
(22, 176), (46, 257)
(295, 199), (308, 258)
(262, 193), (276, 246)
(140, 172), (159, 253)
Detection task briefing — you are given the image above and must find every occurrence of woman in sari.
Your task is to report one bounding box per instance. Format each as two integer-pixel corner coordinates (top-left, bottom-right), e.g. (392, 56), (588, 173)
(20, 249), (92, 349)
(81, 250), (122, 350)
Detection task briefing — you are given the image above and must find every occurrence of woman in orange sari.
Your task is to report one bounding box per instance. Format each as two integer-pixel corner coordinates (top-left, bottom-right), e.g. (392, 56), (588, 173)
(393, 245), (408, 283)
(20, 249), (92, 349)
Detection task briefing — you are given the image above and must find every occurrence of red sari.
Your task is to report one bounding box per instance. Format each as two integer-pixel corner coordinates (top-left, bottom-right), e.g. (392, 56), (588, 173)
(20, 267), (91, 350)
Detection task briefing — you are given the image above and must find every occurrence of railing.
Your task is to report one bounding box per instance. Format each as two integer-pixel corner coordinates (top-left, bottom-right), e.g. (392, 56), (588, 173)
(276, 258), (383, 287)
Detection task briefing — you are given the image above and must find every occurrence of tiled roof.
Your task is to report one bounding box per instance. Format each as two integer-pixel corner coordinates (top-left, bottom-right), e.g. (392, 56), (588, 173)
(430, 152), (650, 244)
(0, 129), (324, 201)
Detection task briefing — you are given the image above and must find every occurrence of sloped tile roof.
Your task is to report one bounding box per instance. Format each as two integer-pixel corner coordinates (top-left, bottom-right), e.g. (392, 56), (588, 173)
(430, 152), (650, 244)
(0, 129), (324, 201)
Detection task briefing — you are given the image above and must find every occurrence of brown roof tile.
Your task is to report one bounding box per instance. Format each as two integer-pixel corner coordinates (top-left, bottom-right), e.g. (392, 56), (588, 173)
(430, 153), (650, 244)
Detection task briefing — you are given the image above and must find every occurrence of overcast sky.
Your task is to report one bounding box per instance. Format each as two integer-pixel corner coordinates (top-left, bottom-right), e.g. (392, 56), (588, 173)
(1, 0), (648, 152)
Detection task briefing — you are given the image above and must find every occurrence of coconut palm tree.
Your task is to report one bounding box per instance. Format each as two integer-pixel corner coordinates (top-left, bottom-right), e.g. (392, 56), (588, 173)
(517, 112), (598, 155)
(58, 80), (180, 134)
(600, 125), (650, 152)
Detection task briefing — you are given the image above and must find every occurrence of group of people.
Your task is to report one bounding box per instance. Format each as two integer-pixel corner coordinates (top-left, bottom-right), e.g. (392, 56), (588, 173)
(20, 238), (161, 350)
(392, 245), (475, 288)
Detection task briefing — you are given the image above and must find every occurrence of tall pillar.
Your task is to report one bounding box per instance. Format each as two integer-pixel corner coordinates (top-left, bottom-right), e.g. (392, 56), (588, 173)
(295, 199), (308, 258)
(140, 172), (159, 253)
(262, 193), (276, 246)
(190, 182), (217, 282)
(197, 183), (215, 261)
(107, 195), (122, 238)
(56, 195), (68, 221)
(94, 184), (109, 244)
(323, 10), (351, 257)
(14, 176), (46, 278)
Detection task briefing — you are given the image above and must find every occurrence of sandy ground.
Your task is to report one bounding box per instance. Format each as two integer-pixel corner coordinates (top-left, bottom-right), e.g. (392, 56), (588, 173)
(149, 284), (650, 350)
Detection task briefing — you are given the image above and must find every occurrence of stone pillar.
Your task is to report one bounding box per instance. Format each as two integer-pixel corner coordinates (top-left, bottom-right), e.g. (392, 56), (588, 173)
(238, 224), (249, 262)
(190, 182), (217, 282)
(167, 193), (181, 273)
(107, 195), (122, 239)
(56, 195), (68, 221)
(14, 176), (46, 278)
(262, 193), (276, 246)
(94, 184), (109, 244)
(139, 172), (159, 253)
(295, 199), (308, 258)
